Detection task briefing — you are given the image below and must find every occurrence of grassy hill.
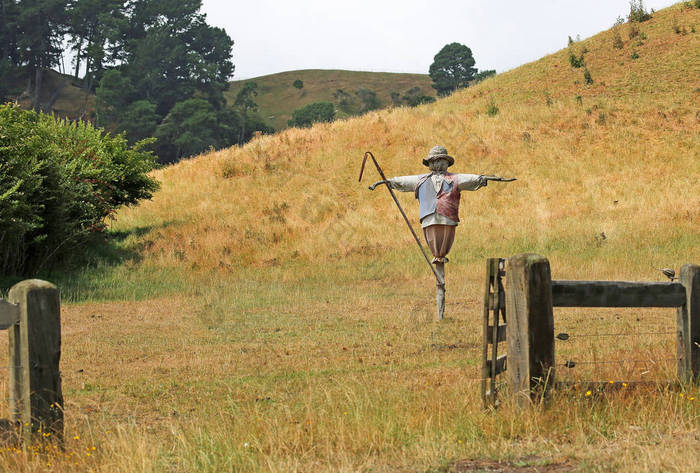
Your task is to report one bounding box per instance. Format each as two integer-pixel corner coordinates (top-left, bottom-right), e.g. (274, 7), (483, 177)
(225, 69), (436, 131)
(9, 69), (97, 121)
(2, 4), (698, 472)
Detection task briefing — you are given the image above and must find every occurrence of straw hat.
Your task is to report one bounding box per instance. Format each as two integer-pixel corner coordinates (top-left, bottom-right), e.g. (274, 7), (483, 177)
(422, 145), (455, 167)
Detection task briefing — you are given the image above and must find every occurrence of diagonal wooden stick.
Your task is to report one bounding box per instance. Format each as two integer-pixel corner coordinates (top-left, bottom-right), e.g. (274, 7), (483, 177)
(359, 151), (444, 286)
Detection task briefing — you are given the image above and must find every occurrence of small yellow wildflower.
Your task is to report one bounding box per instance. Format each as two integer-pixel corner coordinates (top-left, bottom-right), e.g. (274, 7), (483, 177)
(622, 383), (627, 387)
(585, 390), (592, 397)
(609, 380), (614, 384)
(73, 435), (80, 440)
(689, 397), (695, 400)
(680, 393), (684, 398)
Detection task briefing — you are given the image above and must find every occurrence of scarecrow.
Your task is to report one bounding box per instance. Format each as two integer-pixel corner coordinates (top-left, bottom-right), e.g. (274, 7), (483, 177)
(360, 146), (514, 320)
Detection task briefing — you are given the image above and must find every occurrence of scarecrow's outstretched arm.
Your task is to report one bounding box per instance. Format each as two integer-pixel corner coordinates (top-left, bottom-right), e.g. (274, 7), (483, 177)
(368, 179), (389, 191)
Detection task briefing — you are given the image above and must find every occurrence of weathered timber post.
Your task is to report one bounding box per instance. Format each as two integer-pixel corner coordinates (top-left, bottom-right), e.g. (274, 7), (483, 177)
(506, 254), (555, 406)
(8, 280), (63, 442)
(678, 264), (700, 383)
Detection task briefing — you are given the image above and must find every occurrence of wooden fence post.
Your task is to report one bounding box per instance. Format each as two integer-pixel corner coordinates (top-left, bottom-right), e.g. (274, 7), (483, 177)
(678, 264), (700, 383)
(8, 280), (63, 442)
(506, 254), (555, 406)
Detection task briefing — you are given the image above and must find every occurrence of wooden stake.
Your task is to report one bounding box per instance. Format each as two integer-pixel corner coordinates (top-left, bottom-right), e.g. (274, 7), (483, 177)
(8, 280), (63, 443)
(506, 254), (555, 407)
(678, 264), (700, 383)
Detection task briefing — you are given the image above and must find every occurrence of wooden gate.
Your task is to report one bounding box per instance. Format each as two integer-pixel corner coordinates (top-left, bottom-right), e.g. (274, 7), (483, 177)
(481, 254), (699, 408)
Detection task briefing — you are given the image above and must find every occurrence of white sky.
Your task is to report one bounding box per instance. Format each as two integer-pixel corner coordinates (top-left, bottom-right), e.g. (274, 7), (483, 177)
(201, 0), (678, 80)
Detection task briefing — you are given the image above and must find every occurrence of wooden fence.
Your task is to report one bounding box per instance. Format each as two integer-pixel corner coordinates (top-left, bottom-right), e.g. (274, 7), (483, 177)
(0, 280), (63, 442)
(482, 254), (699, 408)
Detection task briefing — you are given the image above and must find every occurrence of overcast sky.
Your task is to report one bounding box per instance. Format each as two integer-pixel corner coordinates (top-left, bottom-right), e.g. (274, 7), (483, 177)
(201, 0), (678, 80)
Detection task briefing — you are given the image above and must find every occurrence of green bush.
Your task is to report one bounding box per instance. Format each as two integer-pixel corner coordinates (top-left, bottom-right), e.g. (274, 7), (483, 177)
(569, 51), (586, 68)
(628, 0), (652, 22)
(293, 79), (304, 89)
(486, 99), (499, 116)
(0, 104), (159, 275)
(287, 102), (335, 128)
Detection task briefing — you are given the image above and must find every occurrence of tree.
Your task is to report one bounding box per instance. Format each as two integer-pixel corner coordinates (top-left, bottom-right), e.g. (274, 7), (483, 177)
(154, 98), (220, 161)
(293, 79), (303, 89)
(429, 42), (477, 96)
(92, 0), (237, 162)
(234, 81), (258, 144)
(288, 102), (335, 128)
(15, 0), (70, 111)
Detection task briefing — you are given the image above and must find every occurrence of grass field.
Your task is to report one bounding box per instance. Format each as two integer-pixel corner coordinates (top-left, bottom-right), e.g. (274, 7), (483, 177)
(225, 69), (436, 132)
(1, 3), (698, 472)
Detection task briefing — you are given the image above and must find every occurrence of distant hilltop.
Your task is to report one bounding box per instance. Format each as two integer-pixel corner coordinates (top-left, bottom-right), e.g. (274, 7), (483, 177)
(225, 69), (437, 132)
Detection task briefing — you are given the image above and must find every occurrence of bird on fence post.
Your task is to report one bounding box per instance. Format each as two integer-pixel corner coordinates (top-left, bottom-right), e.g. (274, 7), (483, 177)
(656, 267), (677, 281)
(369, 145), (515, 321)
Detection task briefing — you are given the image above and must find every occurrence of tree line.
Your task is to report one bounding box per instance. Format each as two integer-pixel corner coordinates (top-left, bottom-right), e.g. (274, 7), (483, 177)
(0, 0), (270, 163)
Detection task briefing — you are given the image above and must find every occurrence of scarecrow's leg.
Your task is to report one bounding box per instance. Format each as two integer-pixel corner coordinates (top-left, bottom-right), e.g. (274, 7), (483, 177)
(435, 262), (445, 321)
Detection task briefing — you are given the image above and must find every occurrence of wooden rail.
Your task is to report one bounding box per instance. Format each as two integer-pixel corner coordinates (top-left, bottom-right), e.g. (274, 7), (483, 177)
(551, 280), (685, 307)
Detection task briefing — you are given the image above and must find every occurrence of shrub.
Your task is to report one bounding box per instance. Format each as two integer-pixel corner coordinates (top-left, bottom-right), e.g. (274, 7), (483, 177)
(401, 87), (435, 107)
(486, 99), (499, 116)
(583, 68), (594, 85)
(473, 69), (497, 84)
(630, 50), (640, 59)
(569, 51), (585, 68)
(0, 104), (159, 275)
(628, 0), (652, 22)
(293, 79), (304, 89)
(613, 32), (624, 49)
(287, 102), (335, 128)
(356, 88), (381, 112)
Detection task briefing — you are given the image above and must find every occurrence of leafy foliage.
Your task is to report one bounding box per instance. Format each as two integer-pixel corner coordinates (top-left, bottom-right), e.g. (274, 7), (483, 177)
(91, 0), (239, 162)
(288, 102), (335, 128)
(355, 87), (380, 112)
(628, 0), (652, 22)
(0, 104), (159, 275)
(473, 69), (496, 84)
(569, 50), (586, 68)
(429, 42), (477, 96)
(485, 99), (499, 116)
(293, 79), (304, 89)
(401, 87), (435, 107)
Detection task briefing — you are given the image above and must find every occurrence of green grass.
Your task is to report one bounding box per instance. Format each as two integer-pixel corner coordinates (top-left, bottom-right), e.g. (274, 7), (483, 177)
(226, 69), (436, 131)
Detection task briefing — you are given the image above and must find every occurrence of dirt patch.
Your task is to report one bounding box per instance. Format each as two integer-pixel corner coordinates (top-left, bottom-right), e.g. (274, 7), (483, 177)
(449, 457), (575, 473)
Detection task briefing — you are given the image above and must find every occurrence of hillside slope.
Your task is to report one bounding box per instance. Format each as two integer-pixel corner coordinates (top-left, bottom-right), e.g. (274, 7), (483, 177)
(116, 4), (699, 286)
(225, 69), (436, 131)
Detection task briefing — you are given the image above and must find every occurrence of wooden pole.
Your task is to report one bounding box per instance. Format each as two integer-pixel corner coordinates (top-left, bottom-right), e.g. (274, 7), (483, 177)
(8, 280), (63, 442)
(506, 254), (555, 406)
(435, 262), (445, 321)
(678, 264), (700, 383)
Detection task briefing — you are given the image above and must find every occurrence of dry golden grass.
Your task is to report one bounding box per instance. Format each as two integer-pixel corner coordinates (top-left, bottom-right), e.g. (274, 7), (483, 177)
(1, 4), (698, 472)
